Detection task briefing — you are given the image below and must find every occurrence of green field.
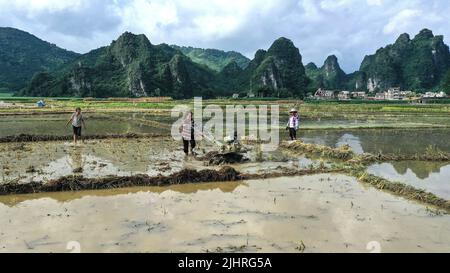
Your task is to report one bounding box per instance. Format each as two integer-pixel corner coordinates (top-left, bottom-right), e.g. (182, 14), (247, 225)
(1, 97), (450, 116)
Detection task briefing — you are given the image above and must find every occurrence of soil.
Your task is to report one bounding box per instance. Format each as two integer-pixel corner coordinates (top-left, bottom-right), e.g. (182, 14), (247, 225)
(0, 167), (242, 195)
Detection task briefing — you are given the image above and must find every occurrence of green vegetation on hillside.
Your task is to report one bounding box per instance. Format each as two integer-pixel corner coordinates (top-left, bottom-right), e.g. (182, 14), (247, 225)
(305, 55), (347, 91)
(171, 45), (250, 72)
(442, 70), (450, 93)
(240, 37), (309, 98)
(21, 33), (219, 99)
(4, 27), (450, 98)
(21, 34), (310, 99)
(307, 29), (450, 92)
(0, 27), (80, 92)
(359, 29), (450, 92)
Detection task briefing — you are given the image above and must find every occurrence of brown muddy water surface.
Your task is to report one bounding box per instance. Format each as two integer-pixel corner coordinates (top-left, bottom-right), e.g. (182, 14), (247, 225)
(0, 138), (326, 184)
(300, 128), (450, 155)
(1, 174), (449, 253)
(3, 113), (450, 155)
(1, 112), (450, 253)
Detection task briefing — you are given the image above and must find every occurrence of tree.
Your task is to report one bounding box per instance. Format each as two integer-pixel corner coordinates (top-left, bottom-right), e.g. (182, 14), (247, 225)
(443, 70), (450, 94)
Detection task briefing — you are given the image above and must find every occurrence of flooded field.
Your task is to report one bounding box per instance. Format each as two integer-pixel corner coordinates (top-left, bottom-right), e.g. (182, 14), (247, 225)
(0, 137), (329, 184)
(0, 113), (173, 137)
(1, 174), (449, 253)
(3, 112), (450, 155)
(368, 162), (450, 199)
(300, 128), (450, 155)
(1, 108), (450, 253)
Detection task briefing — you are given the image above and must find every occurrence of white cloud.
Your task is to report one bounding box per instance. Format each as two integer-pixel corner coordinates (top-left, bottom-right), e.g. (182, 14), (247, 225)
(383, 9), (422, 34)
(367, 0), (383, 6)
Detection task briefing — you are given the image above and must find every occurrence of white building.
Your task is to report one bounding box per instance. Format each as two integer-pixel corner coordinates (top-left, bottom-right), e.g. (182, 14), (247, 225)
(314, 89), (337, 100)
(351, 91), (367, 99)
(423, 92), (447, 98)
(386, 87), (403, 100)
(338, 91), (351, 100)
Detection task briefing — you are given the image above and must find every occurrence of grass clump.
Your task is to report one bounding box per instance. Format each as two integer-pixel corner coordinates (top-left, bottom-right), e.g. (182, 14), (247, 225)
(281, 140), (355, 160)
(353, 171), (450, 213)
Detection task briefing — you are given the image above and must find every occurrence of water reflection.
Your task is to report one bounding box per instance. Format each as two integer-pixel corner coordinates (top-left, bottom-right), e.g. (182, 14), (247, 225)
(299, 129), (450, 155)
(0, 113), (173, 137)
(1, 174), (449, 253)
(368, 162), (450, 199)
(0, 182), (245, 207)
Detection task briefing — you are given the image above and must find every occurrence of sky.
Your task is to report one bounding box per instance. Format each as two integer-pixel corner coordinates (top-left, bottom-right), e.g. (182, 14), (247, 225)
(1, 0), (449, 72)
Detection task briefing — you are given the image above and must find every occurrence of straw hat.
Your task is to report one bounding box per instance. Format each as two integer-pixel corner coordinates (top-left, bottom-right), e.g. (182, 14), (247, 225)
(289, 108), (298, 113)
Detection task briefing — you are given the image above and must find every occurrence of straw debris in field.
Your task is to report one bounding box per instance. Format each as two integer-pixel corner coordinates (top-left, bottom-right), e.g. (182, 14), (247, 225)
(197, 152), (249, 166)
(349, 150), (450, 166)
(0, 167), (242, 195)
(0, 164), (347, 196)
(353, 171), (450, 213)
(281, 140), (355, 160)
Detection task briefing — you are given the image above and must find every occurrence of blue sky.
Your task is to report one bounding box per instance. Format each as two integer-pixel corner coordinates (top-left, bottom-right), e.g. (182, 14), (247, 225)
(1, 0), (449, 72)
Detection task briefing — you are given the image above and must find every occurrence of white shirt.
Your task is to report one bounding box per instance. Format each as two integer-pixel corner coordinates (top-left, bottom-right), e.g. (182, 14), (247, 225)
(287, 116), (299, 129)
(71, 113), (84, 127)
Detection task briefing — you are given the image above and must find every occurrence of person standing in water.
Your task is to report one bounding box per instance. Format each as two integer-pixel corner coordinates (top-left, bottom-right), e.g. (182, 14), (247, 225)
(286, 108), (300, 141)
(66, 107), (86, 144)
(180, 111), (196, 156)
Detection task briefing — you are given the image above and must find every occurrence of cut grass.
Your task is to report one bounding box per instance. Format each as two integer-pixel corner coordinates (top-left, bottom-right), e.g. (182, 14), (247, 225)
(352, 171), (450, 213)
(281, 140), (355, 160)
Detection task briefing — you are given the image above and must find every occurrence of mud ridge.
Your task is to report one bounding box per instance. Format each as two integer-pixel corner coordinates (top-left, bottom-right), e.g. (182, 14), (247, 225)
(0, 133), (170, 143)
(0, 167), (344, 196)
(282, 140), (450, 163)
(0, 167), (242, 195)
(349, 152), (450, 165)
(197, 152), (249, 166)
(281, 140), (354, 160)
(353, 171), (450, 213)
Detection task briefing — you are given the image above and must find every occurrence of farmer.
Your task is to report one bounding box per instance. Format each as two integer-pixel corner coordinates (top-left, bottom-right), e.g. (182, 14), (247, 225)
(66, 107), (86, 144)
(286, 108), (300, 141)
(180, 111), (196, 156)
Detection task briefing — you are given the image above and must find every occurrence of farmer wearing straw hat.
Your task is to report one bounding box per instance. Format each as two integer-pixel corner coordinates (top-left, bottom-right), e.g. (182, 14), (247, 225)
(286, 108), (300, 141)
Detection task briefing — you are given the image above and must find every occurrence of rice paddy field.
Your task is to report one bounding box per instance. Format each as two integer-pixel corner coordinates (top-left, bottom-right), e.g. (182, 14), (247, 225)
(0, 97), (449, 253)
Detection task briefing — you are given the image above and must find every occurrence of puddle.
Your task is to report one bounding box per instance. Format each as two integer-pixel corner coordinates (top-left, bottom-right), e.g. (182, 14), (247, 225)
(367, 162), (450, 200)
(0, 174), (449, 253)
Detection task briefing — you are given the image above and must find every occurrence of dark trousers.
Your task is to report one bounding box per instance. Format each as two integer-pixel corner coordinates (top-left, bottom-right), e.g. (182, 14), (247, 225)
(289, 128), (297, 140)
(183, 138), (196, 155)
(73, 126), (82, 137)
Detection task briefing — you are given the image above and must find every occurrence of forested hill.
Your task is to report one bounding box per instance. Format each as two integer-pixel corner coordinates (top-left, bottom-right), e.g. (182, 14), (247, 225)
(171, 45), (250, 72)
(0, 27), (80, 92)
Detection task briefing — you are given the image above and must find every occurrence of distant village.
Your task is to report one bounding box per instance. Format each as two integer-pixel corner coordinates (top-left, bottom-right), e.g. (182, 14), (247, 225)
(311, 88), (448, 102)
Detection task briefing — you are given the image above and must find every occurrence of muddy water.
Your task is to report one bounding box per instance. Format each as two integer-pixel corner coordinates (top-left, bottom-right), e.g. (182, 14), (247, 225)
(297, 114), (450, 129)
(298, 128), (450, 155)
(0, 113), (173, 137)
(368, 162), (450, 200)
(0, 138), (327, 184)
(0, 174), (449, 253)
(0, 138), (184, 183)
